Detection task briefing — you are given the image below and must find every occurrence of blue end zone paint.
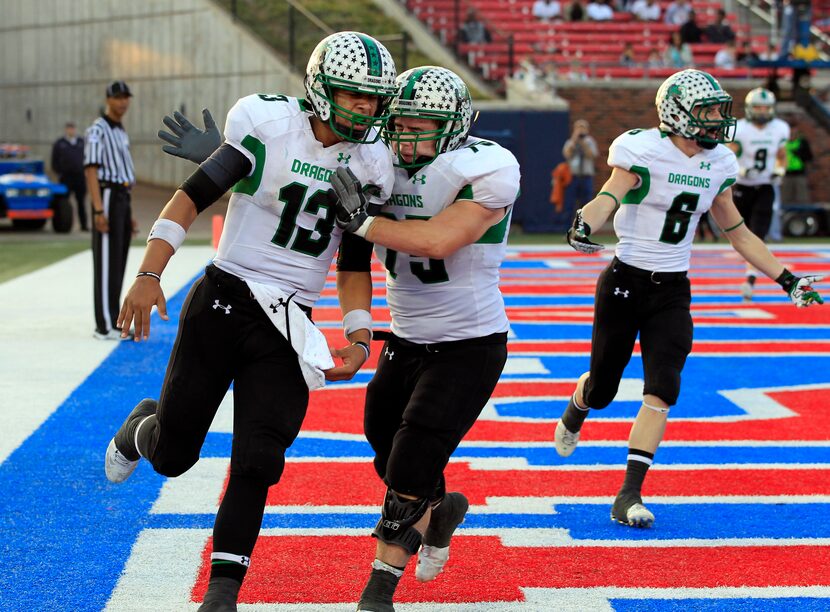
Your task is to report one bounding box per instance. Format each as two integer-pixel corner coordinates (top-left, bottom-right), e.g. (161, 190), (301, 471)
(0, 276), (196, 611)
(611, 598), (830, 611)
(145, 504), (830, 540)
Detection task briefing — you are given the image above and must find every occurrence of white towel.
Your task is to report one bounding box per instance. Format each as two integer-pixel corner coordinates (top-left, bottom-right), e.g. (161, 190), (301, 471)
(246, 279), (334, 390)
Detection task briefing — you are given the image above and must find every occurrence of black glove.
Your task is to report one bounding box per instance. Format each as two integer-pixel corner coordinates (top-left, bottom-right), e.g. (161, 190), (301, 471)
(330, 166), (372, 235)
(158, 109), (222, 164)
(566, 209), (605, 254)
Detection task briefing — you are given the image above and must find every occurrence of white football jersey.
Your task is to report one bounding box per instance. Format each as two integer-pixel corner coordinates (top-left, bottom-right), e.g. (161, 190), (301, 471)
(608, 128), (738, 271)
(733, 118), (790, 186)
(214, 94), (393, 306)
(376, 137), (520, 344)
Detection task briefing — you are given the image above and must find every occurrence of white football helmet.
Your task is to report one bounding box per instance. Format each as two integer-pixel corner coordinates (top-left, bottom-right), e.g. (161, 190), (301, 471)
(304, 31), (398, 143)
(656, 69), (736, 149)
(384, 66), (473, 168)
(744, 87), (776, 124)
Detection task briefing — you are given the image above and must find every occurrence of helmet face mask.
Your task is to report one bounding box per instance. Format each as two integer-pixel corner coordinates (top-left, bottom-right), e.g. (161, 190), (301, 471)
(382, 66), (473, 168)
(304, 32), (398, 144)
(744, 87), (776, 124)
(657, 69), (736, 148)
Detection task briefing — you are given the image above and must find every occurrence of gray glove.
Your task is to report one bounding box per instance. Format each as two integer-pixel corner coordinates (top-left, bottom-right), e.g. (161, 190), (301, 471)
(330, 166), (372, 235)
(158, 109), (222, 164)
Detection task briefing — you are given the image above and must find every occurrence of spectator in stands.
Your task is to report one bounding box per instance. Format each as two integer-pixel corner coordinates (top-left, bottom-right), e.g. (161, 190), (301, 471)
(782, 123), (814, 206)
(646, 48), (664, 68)
(631, 0), (661, 22)
(587, 0), (614, 21)
(665, 31), (694, 67)
(620, 42), (637, 66)
(778, 0), (797, 59)
(714, 39), (737, 68)
(738, 40), (760, 65)
(760, 41), (778, 60)
(458, 8), (492, 44)
(705, 9), (735, 43)
(664, 0), (691, 26)
(566, 0), (586, 21)
(533, 0), (562, 21)
(562, 119), (598, 216)
(679, 10), (703, 43)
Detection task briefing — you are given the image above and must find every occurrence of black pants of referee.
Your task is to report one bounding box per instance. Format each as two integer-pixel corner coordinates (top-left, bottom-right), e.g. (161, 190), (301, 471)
(582, 258), (693, 409)
(135, 264), (310, 580)
(733, 183), (775, 241)
(364, 332), (507, 500)
(92, 184), (132, 334)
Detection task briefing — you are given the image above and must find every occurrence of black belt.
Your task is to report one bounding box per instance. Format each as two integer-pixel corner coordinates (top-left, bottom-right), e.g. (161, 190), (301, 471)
(612, 257), (687, 284)
(205, 264), (312, 317)
(382, 331), (508, 354)
(100, 181), (132, 191)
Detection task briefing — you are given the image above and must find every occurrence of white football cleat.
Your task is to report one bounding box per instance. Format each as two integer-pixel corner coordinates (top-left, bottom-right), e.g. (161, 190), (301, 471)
(612, 501), (655, 528)
(554, 419), (580, 457)
(416, 544), (450, 582)
(104, 438), (140, 483)
(740, 280), (754, 302)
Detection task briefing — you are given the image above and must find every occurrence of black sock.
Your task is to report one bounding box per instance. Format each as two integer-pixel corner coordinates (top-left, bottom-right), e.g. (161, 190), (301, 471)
(618, 448), (654, 499)
(358, 561), (404, 609)
(210, 473), (270, 583)
(747, 274), (757, 286)
(134, 414), (159, 460)
(561, 394), (590, 432)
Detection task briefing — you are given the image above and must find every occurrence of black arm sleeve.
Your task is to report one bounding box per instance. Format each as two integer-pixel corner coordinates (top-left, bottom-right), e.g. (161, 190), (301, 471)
(179, 143), (252, 213)
(337, 232), (374, 272)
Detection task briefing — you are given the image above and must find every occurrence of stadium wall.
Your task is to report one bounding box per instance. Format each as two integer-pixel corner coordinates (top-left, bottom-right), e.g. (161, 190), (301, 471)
(0, 0), (302, 187)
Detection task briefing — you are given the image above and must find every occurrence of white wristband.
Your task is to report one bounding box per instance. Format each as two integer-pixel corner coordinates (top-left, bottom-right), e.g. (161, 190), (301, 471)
(148, 218), (186, 252)
(353, 215), (375, 239)
(343, 309), (372, 339)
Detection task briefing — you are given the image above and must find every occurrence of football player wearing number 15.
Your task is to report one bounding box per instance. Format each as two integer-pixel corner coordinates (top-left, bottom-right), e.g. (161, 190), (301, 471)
(104, 31), (397, 612)
(330, 66), (520, 612)
(559, 69), (823, 529)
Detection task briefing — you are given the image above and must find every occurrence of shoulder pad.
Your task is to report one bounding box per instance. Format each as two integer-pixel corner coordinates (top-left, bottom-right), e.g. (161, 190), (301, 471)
(608, 128), (663, 171)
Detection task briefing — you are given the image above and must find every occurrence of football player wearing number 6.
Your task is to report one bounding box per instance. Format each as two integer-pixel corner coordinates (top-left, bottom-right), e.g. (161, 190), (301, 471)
(728, 87), (790, 301)
(559, 69), (823, 529)
(331, 66), (520, 612)
(103, 31), (397, 611)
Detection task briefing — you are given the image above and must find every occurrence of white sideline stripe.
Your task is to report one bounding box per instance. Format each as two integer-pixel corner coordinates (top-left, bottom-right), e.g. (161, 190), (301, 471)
(106, 528), (830, 611)
(0, 246), (215, 465)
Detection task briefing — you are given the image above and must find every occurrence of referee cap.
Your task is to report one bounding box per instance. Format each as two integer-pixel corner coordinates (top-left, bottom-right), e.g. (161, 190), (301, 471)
(106, 81), (133, 98)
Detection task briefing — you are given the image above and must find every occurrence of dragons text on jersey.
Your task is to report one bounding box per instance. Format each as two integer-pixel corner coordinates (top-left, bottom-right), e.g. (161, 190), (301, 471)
(376, 137), (521, 343)
(609, 128), (738, 271)
(216, 94), (393, 306)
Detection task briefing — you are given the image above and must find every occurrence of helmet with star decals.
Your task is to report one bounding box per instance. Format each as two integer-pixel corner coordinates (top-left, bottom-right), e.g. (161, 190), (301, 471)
(383, 66), (473, 168)
(304, 31), (399, 143)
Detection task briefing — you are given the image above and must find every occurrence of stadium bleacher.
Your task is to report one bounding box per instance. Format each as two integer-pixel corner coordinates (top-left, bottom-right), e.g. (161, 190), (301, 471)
(406, 0), (772, 84)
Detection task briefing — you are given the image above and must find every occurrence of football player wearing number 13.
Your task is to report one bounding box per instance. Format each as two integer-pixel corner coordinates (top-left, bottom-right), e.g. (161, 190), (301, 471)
(559, 69), (823, 529)
(103, 32), (397, 612)
(331, 66), (520, 612)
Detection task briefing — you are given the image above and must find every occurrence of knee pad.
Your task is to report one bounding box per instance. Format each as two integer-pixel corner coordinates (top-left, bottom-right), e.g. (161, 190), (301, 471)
(384, 427), (451, 499)
(372, 489), (429, 555)
(644, 368), (681, 407)
(232, 444), (286, 486)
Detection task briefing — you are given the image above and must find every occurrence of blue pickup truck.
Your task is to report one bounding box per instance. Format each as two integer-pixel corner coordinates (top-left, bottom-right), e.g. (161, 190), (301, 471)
(0, 144), (72, 233)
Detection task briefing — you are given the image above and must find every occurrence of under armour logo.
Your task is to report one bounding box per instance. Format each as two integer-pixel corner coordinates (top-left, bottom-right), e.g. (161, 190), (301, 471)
(699, 162), (711, 170)
(269, 298), (290, 313)
(212, 299), (232, 314)
(411, 174), (426, 185)
(239, 555), (250, 566)
(385, 347), (395, 360)
(337, 153), (351, 164)
(614, 287), (629, 298)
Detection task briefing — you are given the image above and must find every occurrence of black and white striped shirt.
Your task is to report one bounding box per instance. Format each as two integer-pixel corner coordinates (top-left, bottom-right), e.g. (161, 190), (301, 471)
(83, 115), (135, 185)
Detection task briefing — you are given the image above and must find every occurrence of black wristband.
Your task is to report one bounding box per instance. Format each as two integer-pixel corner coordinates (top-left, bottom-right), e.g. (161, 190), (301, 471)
(93, 210), (104, 216)
(775, 268), (797, 293)
(352, 340), (370, 359)
(137, 271), (161, 282)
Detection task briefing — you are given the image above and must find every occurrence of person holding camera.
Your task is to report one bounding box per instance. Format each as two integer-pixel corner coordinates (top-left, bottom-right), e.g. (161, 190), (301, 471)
(562, 119), (598, 219)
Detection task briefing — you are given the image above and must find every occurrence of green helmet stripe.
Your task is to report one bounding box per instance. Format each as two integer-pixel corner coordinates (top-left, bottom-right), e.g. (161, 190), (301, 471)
(400, 68), (429, 101)
(700, 71), (721, 91)
(357, 34), (382, 77)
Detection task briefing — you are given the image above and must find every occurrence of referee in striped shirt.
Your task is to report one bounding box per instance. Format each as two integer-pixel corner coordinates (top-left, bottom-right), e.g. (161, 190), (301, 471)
(84, 81), (137, 340)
